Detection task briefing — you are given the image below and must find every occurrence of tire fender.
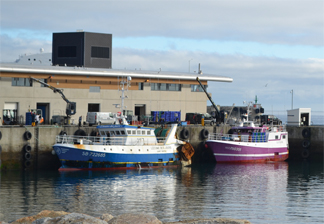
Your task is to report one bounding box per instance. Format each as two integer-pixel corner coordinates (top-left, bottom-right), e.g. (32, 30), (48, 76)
(24, 144), (32, 152)
(24, 160), (31, 168)
(59, 131), (67, 136)
(181, 128), (189, 139)
(302, 128), (311, 138)
(24, 131), (32, 140)
(301, 149), (310, 159)
(302, 139), (310, 148)
(201, 129), (209, 139)
(25, 152), (32, 160)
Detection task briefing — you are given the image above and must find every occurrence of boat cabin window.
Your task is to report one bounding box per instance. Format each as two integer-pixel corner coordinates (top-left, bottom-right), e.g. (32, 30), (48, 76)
(137, 130), (141, 135)
(132, 130), (136, 135)
(100, 131), (105, 136)
(121, 130), (125, 135)
(115, 130), (121, 135)
(127, 130), (131, 135)
(147, 130), (151, 135)
(275, 135), (279, 139)
(142, 130), (146, 135)
(283, 135), (286, 139)
(109, 131), (116, 136)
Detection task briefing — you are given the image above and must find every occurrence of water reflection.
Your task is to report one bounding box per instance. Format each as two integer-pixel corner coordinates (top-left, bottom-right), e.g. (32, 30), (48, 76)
(0, 161), (323, 223)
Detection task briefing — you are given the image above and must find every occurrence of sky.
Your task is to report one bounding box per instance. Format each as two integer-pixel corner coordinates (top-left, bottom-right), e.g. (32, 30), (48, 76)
(1, 0), (323, 116)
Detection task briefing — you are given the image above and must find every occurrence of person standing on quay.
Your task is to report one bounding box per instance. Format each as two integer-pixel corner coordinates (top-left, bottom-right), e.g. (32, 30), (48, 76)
(35, 114), (40, 126)
(79, 115), (82, 128)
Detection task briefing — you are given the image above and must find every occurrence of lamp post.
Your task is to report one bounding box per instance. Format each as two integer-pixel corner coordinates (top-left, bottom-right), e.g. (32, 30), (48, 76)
(188, 59), (193, 73)
(290, 89), (293, 109)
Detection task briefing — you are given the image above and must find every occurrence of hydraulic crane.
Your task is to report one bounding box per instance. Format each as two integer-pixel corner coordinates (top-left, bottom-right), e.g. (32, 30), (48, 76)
(196, 77), (223, 124)
(29, 77), (76, 119)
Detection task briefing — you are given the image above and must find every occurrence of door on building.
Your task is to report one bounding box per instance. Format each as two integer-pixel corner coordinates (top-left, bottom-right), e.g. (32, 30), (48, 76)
(37, 103), (49, 124)
(3, 102), (18, 125)
(88, 104), (100, 112)
(135, 104), (146, 121)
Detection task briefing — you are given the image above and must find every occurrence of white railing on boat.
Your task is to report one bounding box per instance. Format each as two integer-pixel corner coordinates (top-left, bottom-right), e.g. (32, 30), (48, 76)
(208, 125), (286, 143)
(208, 133), (268, 143)
(55, 135), (167, 146)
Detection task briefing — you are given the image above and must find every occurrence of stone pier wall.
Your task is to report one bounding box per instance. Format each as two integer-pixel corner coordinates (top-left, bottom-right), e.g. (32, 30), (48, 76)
(0, 125), (322, 171)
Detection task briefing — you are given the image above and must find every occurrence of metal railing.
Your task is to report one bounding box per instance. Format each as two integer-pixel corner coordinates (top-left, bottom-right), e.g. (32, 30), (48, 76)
(208, 125), (286, 143)
(55, 135), (167, 146)
(208, 133), (268, 143)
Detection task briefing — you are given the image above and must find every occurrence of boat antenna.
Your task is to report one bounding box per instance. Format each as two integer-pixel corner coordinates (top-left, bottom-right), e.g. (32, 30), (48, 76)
(119, 76), (131, 116)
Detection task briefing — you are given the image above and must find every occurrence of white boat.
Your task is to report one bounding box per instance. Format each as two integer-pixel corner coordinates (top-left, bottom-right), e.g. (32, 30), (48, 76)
(53, 123), (194, 170)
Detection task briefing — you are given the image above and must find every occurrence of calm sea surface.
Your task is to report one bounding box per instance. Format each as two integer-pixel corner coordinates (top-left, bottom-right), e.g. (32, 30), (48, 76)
(1, 161), (323, 223)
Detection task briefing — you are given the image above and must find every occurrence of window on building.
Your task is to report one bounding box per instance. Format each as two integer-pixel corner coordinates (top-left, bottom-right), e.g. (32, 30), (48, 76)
(191, 84), (207, 92)
(12, 78), (32, 87)
(151, 83), (181, 91)
(58, 46), (77, 57)
(91, 46), (109, 59)
(90, 86), (100, 92)
(138, 83), (144, 90)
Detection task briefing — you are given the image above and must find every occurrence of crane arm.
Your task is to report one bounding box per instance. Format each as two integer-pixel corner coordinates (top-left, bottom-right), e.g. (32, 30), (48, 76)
(29, 77), (71, 104)
(29, 76), (76, 116)
(196, 77), (220, 117)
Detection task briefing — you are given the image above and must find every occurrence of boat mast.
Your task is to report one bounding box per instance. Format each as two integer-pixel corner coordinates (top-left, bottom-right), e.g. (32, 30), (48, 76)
(119, 76), (132, 116)
(243, 101), (253, 122)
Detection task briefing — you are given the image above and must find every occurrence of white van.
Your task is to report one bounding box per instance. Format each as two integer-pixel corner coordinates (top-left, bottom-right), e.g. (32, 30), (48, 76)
(86, 112), (115, 126)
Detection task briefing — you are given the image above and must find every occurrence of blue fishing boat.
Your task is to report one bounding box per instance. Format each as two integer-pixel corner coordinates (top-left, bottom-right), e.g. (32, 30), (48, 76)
(53, 123), (194, 170)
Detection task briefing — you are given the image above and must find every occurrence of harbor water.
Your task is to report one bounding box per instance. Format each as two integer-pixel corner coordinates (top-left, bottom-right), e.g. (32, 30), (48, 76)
(0, 161), (323, 223)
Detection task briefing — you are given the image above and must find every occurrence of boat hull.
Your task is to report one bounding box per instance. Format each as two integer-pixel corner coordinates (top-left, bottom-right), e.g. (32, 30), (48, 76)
(53, 144), (180, 170)
(206, 141), (289, 163)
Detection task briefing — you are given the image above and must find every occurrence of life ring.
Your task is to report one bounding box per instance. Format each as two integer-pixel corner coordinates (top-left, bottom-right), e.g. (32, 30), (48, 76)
(302, 128), (311, 138)
(24, 160), (31, 168)
(181, 128), (189, 139)
(24, 144), (32, 152)
(201, 129), (209, 139)
(25, 152), (32, 160)
(302, 139), (310, 148)
(301, 149), (310, 159)
(24, 131), (32, 140)
(0, 131), (2, 140)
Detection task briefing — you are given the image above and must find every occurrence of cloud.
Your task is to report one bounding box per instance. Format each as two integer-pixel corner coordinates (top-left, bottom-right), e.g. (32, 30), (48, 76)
(1, 0), (323, 46)
(112, 48), (324, 111)
(0, 0), (323, 114)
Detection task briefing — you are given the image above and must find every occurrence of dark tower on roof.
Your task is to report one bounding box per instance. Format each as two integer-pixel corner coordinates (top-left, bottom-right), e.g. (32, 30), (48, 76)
(52, 31), (112, 69)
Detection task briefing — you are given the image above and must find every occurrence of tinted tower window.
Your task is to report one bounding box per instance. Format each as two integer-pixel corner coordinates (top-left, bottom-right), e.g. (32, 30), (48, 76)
(91, 46), (109, 59)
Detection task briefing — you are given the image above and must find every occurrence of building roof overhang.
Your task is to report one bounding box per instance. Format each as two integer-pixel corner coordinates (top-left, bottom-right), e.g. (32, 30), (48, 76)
(0, 63), (233, 83)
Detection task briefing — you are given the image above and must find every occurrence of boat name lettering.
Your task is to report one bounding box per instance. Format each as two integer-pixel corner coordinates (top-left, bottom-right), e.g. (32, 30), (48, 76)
(82, 152), (105, 157)
(61, 148), (69, 154)
(225, 146), (241, 151)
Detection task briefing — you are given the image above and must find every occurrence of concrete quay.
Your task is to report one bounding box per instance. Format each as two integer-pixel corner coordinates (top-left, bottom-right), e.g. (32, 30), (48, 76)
(0, 125), (322, 171)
